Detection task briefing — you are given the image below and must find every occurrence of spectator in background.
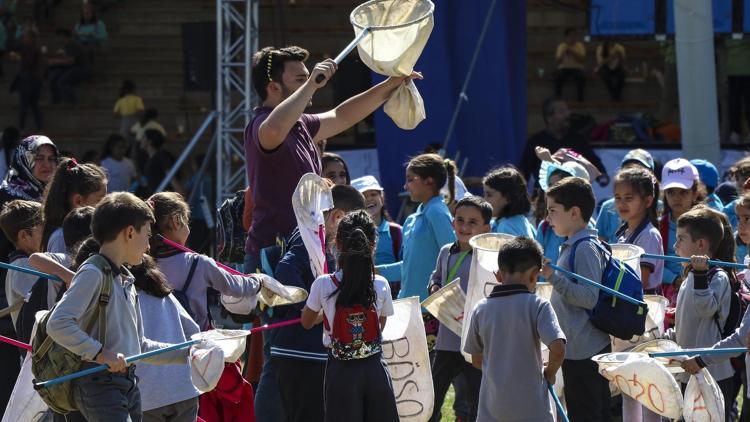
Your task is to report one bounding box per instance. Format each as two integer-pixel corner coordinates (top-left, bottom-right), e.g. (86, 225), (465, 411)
(46, 28), (90, 104)
(519, 98), (607, 187)
(73, 3), (107, 50)
(726, 39), (750, 143)
(8, 28), (43, 130)
(101, 133), (137, 193)
(0, 127), (20, 180)
(138, 129), (182, 197)
(595, 41), (626, 102)
(14, 16), (37, 43)
(321, 152), (350, 185)
(113, 80), (144, 140)
(131, 107), (167, 144)
(185, 154), (212, 254)
(554, 28), (586, 102)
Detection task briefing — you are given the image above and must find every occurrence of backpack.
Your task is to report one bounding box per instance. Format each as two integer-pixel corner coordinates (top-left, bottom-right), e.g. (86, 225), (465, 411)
(216, 190), (247, 263)
(31, 254), (113, 414)
(708, 267), (743, 339)
(569, 237), (649, 340)
(171, 255), (200, 321)
(16, 277), (66, 346)
(323, 274), (382, 360)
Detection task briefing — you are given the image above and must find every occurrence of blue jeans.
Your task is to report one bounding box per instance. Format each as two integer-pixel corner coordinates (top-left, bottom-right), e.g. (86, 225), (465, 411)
(73, 365), (142, 422)
(245, 253), (285, 422)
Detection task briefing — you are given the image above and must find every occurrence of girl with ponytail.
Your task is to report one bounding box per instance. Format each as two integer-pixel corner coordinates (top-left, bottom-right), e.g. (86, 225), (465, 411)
(376, 153), (456, 303)
(301, 210), (398, 422)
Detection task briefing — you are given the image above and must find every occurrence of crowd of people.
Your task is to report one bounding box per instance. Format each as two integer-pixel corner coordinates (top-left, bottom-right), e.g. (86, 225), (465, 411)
(1, 1), (110, 131)
(1, 40), (750, 422)
(551, 28), (750, 144)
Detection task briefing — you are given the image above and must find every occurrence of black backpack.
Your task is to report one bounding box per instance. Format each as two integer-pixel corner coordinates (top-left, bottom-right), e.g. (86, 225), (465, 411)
(171, 256), (199, 320)
(709, 267), (743, 339)
(216, 190), (247, 263)
(15, 277), (66, 346)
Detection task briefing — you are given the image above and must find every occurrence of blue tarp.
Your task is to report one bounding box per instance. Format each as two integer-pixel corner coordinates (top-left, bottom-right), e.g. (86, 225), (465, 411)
(374, 0), (526, 217)
(589, 0), (656, 36)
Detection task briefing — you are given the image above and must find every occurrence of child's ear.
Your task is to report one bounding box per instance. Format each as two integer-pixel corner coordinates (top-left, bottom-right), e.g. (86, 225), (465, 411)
(645, 195), (654, 208)
(171, 214), (182, 230)
(71, 193), (84, 208)
(17, 229), (30, 244)
(493, 270), (502, 284)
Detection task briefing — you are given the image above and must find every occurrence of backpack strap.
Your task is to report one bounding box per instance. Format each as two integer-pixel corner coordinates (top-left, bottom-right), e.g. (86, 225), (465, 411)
(180, 255), (199, 297)
(330, 273), (340, 288)
(659, 214), (670, 255)
(388, 223), (402, 261)
(704, 267), (731, 336)
(85, 254), (113, 348)
(566, 236), (601, 282)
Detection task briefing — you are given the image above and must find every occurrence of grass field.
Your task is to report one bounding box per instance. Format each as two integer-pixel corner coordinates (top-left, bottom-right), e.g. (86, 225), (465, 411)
(439, 386), (456, 421)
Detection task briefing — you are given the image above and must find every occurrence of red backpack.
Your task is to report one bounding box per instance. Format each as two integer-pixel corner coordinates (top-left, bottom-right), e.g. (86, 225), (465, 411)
(323, 274), (382, 360)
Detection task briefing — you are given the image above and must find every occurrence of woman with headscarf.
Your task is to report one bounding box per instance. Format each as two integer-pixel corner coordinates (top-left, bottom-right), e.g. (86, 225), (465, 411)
(0, 134), (58, 414)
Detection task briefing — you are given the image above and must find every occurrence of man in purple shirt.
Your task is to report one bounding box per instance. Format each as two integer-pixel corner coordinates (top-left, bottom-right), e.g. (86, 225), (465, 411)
(244, 45), (419, 422)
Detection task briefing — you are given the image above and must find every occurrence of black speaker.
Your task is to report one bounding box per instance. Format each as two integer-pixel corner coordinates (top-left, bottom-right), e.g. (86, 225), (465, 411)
(182, 22), (216, 91)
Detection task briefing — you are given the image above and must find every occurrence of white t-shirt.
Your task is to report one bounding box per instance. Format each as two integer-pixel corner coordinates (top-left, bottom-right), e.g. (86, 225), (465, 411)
(101, 157), (137, 193)
(306, 271), (394, 348)
(47, 228), (66, 254)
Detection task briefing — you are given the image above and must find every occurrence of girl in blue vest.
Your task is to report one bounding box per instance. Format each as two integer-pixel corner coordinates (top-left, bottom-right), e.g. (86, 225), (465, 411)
(376, 154), (455, 349)
(483, 166), (535, 238)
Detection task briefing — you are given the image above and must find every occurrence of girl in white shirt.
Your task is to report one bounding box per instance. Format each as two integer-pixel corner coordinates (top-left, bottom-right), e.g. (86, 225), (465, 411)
(301, 210), (398, 422)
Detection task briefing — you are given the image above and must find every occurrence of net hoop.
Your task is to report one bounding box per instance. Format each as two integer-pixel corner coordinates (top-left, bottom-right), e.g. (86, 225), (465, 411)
(350, 0), (435, 31)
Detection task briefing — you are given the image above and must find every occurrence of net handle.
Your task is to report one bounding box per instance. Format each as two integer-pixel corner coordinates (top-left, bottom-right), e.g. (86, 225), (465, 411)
(315, 28), (371, 83)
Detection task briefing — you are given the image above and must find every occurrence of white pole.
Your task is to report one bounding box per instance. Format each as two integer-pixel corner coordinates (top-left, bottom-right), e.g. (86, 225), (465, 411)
(674, 0), (721, 164)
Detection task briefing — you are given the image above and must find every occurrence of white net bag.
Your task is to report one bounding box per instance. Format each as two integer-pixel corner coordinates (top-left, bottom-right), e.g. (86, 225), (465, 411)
(350, 0), (434, 129)
(460, 233), (513, 362)
(292, 173), (334, 278)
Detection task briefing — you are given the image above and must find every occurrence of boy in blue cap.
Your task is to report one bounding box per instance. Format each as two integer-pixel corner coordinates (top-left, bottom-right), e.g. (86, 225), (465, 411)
(690, 159), (723, 211)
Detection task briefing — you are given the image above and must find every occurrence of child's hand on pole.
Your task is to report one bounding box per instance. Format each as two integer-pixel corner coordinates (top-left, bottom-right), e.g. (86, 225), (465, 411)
(690, 255), (709, 271)
(541, 258), (554, 279)
(681, 357), (702, 375)
(95, 348), (128, 373)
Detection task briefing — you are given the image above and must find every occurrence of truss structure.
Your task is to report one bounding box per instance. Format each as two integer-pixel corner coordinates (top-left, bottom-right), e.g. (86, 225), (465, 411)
(215, 0), (259, 207)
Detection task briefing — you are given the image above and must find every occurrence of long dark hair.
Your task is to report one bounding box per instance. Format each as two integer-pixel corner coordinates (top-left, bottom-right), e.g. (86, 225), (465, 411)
(42, 158), (107, 249)
(330, 210), (377, 307)
(614, 167), (660, 227)
(131, 254), (173, 298)
(483, 166), (531, 218)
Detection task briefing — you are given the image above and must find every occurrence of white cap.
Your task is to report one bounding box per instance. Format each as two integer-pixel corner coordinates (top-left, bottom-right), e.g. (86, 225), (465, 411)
(661, 158), (699, 190)
(351, 175), (383, 193)
(561, 161), (590, 181)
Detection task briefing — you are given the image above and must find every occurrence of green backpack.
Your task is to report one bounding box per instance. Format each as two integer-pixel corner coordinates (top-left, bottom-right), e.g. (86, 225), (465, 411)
(31, 254), (113, 414)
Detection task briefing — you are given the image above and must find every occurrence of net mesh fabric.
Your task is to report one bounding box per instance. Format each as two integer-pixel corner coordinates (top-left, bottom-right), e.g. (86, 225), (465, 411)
(351, 0), (434, 129)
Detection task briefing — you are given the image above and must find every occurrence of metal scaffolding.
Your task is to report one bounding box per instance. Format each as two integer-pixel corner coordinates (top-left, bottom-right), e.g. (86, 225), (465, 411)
(215, 0), (259, 208)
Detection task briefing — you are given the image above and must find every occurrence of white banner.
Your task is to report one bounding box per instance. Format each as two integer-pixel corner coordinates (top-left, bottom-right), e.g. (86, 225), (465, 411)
(382, 297), (434, 422)
(421, 278), (465, 337)
(593, 352), (683, 419)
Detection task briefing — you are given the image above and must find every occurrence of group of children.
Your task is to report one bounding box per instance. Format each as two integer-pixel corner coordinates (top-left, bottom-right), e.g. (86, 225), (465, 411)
(4, 142), (750, 422)
(0, 153), (263, 421)
(309, 147), (750, 422)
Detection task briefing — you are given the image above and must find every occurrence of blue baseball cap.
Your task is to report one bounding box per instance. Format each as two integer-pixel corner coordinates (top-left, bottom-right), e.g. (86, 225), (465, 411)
(690, 159), (719, 189)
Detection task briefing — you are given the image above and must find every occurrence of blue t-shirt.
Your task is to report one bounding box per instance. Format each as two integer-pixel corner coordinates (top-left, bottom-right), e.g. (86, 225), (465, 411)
(374, 219), (399, 266)
(595, 198), (620, 243)
(725, 199), (739, 231)
(492, 214), (536, 238)
(536, 220), (564, 265)
(706, 193), (724, 212)
(736, 232), (748, 265)
(378, 196), (455, 301)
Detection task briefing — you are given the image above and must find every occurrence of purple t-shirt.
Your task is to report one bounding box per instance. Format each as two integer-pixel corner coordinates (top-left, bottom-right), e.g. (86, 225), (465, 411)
(244, 106), (321, 255)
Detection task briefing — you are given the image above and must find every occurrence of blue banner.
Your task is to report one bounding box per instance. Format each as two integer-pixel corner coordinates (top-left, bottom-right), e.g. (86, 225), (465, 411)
(374, 0), (526, 217)
(589, 0), (656, 36)
(666, 0), (732, 34)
